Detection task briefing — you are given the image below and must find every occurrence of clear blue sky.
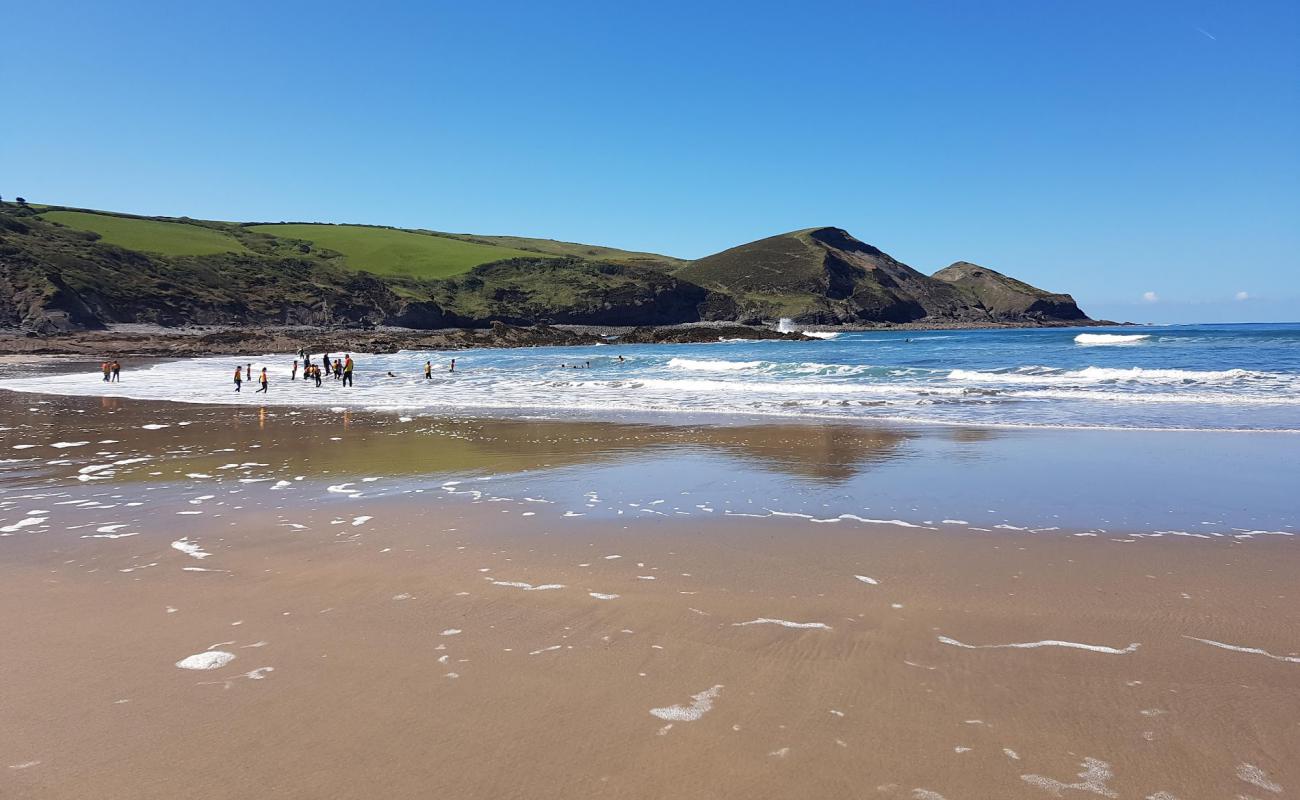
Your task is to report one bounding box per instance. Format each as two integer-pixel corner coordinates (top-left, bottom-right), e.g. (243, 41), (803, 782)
(3, 0), (1296, 323)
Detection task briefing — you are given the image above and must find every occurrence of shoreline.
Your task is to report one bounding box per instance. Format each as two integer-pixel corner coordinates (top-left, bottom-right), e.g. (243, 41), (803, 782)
(0, 319), (1123, 357)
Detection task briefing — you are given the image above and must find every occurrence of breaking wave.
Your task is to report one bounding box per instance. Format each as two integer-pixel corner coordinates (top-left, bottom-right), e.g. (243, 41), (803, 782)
(1075, 333), (1151, 345)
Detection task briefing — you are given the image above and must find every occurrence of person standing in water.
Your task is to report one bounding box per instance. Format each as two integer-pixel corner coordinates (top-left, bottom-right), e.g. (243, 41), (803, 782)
(111, 360), (121, 381)
(101, 361), (111, 382)
(342, 354), (354, 387)
(233, 366), (243, 392)
(424, 361), (432, 380)
(449, 358), (456, 373)
(256, 367), (269, 394)
(292, 360), (299, 381)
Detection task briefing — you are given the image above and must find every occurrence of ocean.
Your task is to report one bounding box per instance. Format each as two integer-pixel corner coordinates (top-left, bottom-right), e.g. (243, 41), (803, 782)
(4, 323), (1298, 432)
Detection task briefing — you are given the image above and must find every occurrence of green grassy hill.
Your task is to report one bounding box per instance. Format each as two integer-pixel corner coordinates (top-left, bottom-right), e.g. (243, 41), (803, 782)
(245, 224), (544, 279)
(438, 234), (687, 271)
(41, 210), (252, 256)
(38, 208), (679, 280)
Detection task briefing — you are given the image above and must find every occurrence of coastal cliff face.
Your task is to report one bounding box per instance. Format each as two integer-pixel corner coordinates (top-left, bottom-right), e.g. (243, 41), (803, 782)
(932, 261), (1087, 322)
(0, 204), (1094, 333)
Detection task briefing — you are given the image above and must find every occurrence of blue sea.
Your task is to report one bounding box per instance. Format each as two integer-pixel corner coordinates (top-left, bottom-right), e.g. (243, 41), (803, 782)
(5, 323), (1297, 432)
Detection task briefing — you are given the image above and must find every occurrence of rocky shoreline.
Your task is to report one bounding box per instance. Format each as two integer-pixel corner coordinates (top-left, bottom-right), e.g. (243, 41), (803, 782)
(0, 318), (1121, 357)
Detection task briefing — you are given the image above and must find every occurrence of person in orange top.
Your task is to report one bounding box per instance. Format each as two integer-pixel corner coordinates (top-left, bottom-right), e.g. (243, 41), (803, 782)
(233, 366), (243, 392)
(257, 367), (269, 394)
(342, 354), (354, 387)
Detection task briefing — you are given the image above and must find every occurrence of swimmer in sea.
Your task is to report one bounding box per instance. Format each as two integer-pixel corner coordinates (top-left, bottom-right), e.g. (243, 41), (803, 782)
(424, 361), (432, 380)
(449, 358), (456, 373)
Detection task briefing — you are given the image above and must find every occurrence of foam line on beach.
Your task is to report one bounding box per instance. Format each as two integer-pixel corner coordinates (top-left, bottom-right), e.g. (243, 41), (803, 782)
(490, 580), (565, 591)
(1184, 635), (1300, 663)
(937, 635), (1139, 654)
(733, 618), (832, 630)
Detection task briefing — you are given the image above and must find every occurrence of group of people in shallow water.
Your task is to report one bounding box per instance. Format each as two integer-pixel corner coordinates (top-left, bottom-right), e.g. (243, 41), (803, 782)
(99, 360), (122, 382)
(290, 352), (354, 388)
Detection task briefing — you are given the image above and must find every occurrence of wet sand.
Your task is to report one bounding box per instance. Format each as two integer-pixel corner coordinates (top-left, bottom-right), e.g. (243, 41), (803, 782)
(1, 393), (1297, 799)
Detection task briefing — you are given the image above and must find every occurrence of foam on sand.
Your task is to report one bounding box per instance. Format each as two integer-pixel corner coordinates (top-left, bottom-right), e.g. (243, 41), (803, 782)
(490, 580), (565, 591)
(1236, 763), (1283, 793)
(1074, 333), (1151, 345)
(171, 538), (211, 559)
(1183, 635), (1300, 664)
(1021, 757), (1118, 798)
(0, 517), (47, 533)
(854, 574), (879, 585)
(733, 618), (832, 630)
(588, 592), (620, 600)
(176, 650), (236, 670)
(938, 635), (1140, 654)
(649, 684), (723, 722)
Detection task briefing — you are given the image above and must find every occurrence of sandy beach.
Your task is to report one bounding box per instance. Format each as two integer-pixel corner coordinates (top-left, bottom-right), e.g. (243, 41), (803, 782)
(1, 389), (1296, 799)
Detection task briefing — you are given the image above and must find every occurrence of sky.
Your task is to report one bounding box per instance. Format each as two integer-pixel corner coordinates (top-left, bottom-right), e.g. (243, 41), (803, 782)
(2, 0), (1296, 323)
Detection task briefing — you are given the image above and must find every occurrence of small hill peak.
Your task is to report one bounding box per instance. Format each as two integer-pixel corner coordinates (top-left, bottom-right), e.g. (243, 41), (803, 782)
(804, 227), (885, 257)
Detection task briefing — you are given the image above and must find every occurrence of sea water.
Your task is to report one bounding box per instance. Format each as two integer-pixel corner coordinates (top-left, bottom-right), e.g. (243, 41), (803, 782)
(2, 323), (1298, 432)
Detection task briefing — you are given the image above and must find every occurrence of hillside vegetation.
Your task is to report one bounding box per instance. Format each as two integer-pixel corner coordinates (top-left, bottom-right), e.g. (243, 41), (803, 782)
(245, 224), (543, 278)
(2, 202), (1093, 332)
(41, 210), (253, 256)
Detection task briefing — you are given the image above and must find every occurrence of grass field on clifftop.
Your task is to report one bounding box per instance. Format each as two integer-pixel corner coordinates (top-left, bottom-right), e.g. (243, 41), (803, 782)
(247, 224), (544, 278)
(41, 210), (252, 256)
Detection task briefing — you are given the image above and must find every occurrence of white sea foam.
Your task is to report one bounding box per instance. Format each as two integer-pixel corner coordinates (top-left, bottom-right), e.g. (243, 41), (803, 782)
(667, 358), (762, 371)
(733, 618), (832, 630)
(176, 650), (236, 670)
(1021, 757), (1117, 798)
(171, 538), (211, 559)
(1184, 636), (1300, 664)
(490, 580), (565, 591)
(1074, 333), (1152, 345)
(938, 635), (1139, 654)
(589, 592), (620, 600)
(854, 575), (879, 585)
(0, 517), (47, 533)
(649, 684), (723, 722)
(1236, 763), (1283, 793)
